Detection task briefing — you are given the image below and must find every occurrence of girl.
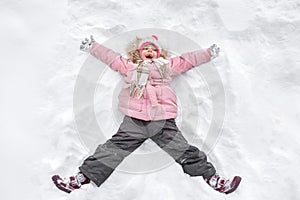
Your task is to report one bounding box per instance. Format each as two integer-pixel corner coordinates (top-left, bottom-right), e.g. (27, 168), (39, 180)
(52, 35), (241, 195)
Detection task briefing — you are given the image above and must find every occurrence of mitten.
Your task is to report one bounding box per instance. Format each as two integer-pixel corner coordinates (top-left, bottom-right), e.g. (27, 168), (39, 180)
(80, 35), (95, 52)
(209, 44), (220, 59)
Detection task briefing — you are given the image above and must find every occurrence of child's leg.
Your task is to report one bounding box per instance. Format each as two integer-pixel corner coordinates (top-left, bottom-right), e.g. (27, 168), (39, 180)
(150, 119), (241, 194)
(149, 119), (216, 179)
(79, 116), (149, 187)
(53, 116), (149, 193)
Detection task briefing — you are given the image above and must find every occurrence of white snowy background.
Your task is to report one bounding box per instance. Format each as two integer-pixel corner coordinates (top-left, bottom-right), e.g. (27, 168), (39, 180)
(1, 0), (300, 200)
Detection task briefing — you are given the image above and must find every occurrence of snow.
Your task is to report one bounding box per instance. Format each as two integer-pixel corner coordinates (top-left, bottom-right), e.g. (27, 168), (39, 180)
(1, 0), (300, 199)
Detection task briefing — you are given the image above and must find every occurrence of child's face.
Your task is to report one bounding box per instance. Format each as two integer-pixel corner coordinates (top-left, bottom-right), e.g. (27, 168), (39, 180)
(141, 44), (158, 60)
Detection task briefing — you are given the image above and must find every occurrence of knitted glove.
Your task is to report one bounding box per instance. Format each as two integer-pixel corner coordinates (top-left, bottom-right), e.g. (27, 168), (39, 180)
(80, 35), (95, 52)
(209, 44), (220, 59)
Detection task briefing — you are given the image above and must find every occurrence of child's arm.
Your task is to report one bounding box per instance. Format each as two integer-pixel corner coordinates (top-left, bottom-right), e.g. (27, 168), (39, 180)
(90, 43), (129, 75)
(169, 44), (219, 75)
(80, 35), (129, 75)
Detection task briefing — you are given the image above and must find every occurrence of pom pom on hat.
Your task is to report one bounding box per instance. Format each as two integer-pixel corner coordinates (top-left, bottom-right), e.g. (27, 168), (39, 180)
(152, 35), (158, 40)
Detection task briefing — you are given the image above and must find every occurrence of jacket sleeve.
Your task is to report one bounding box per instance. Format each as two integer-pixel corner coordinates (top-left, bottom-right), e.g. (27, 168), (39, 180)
(90, 42), (129, 75)
(169, 48), (211, 76)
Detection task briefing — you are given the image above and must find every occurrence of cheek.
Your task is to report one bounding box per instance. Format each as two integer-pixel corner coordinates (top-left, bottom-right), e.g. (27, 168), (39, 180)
(141, 51), (146, 58)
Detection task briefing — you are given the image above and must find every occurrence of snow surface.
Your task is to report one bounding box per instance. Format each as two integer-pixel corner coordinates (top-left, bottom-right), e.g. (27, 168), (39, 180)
(1, 0), (300, 199)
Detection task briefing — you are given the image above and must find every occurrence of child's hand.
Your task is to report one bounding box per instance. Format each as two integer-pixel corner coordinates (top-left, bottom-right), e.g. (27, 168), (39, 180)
(80, 35), (95, 52)
(209, 44), (220, 59)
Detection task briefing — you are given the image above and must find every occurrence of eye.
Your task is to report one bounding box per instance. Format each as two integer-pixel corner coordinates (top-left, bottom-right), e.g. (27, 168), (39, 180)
(143, 46), (157, 51)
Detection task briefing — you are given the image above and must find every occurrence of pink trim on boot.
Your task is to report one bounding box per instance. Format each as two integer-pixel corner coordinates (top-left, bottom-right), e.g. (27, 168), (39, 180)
(52, 172), (90, 193)
(205, 174), (242, 194)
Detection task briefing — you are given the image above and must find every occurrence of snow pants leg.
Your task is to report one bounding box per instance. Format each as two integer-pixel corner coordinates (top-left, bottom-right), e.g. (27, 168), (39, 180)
(79, 116), (149, 186)
(149, 119), (216, 179)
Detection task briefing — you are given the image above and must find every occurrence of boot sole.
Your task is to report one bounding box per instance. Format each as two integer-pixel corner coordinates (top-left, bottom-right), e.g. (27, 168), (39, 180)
(225, 176), (242, 194)
(52, 175), (72, 193)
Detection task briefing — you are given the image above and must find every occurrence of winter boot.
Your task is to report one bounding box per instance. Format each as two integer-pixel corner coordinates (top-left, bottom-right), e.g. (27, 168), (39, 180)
(52, 172), (90, 193)
(205, 174), (241, 194)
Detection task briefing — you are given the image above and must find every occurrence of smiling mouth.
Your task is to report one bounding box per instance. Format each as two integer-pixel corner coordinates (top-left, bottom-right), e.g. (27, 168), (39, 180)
(145, 55), (153, 59)
(145, 53), (154, 59)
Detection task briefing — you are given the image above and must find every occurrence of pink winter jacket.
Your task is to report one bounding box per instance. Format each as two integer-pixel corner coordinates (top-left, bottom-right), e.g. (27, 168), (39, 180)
(90, 43), (211, 121)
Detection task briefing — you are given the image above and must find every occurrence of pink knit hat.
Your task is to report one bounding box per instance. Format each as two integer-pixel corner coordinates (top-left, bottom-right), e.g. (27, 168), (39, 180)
(138, 35), (161, 57)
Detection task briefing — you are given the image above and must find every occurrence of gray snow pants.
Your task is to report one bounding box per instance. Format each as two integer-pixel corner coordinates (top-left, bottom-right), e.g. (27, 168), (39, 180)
(79, 116), (216, 186)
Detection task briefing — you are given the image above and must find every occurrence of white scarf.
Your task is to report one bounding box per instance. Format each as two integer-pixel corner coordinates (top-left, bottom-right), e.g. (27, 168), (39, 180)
(129, 58), (169, 99)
